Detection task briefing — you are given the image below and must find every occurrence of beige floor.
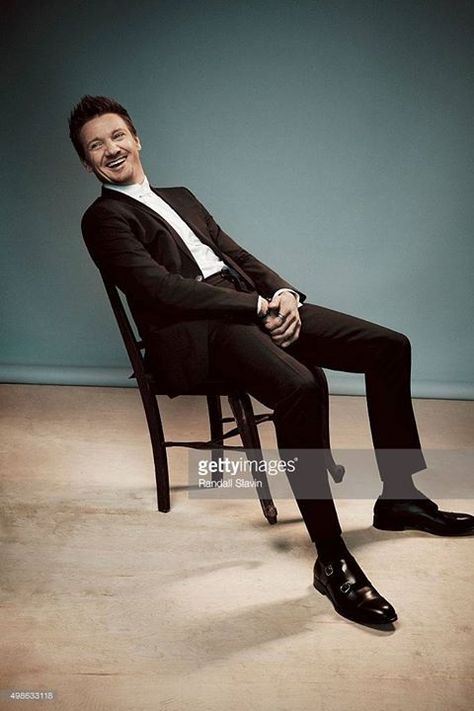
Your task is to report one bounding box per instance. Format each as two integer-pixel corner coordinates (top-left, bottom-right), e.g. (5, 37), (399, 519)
(0, 384), (473, 711)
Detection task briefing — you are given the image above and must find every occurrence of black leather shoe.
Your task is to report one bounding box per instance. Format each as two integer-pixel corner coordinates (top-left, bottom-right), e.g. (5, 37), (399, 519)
(373, 497), (474, 536)
(313, 554), (397, 626)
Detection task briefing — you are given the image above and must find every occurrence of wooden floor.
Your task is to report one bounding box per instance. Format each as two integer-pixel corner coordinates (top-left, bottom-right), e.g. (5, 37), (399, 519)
(0, 384), (473, 711)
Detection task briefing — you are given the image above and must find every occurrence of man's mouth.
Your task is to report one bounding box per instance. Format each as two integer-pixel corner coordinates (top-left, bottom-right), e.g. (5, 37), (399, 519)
(105, 155), (127, 169)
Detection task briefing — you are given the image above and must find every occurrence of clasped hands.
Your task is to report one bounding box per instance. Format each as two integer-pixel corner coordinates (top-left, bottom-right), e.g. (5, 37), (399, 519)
(259, 291), (301, 348)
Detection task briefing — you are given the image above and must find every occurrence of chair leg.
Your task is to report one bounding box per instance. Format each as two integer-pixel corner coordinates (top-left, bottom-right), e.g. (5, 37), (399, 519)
(206, 395), (224, 483)
(228, 393), (278, 525)
(312, 368), (345, 484)
(138, 386), (171, 512)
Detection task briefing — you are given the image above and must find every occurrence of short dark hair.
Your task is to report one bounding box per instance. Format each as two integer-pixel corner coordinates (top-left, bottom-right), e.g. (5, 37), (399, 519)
(68, 95), (138, 160)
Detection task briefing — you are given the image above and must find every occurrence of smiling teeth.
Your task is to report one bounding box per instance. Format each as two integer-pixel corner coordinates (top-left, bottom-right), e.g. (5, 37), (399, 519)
(107, 157), (126, 168)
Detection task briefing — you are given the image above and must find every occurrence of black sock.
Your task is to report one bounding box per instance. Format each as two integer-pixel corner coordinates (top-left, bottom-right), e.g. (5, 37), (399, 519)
(314, 535), (348, 563)
(380, 478), (428, 501)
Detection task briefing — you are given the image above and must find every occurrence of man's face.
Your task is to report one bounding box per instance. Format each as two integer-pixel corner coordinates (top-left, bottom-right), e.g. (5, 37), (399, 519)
(79, 113), (145, 185)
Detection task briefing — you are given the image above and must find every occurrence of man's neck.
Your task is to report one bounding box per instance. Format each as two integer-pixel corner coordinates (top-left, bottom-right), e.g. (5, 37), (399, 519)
(103, 176), (151, 198)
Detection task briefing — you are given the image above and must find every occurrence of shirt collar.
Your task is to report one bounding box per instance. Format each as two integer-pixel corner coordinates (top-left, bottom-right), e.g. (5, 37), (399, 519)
(104, 176), (153, 199)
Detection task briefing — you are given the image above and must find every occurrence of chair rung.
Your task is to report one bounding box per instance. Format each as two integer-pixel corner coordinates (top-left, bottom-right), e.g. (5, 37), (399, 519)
(164, 440), (246, 451)
(164, 412), (273, 450)
(165, 423), (249, 448)
(254, 413), (273, 424)
(221, 425), (241, 440)
(221, 413), (272, 424)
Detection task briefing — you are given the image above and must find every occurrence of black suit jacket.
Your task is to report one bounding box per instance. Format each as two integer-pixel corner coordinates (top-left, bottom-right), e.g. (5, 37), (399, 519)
(82, 186), (305, 393)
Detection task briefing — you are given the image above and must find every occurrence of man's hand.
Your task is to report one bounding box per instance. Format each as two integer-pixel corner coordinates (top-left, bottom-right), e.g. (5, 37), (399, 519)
(260, 291), (301, 348)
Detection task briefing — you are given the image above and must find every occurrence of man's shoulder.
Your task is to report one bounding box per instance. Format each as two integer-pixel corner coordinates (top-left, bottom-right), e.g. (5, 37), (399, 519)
(80, 192), (135, 235)
(153, 185), (192, 196)
(152, 185), (202, 209)
(83, 185), (192, 217)
(81, 185), (196, 236)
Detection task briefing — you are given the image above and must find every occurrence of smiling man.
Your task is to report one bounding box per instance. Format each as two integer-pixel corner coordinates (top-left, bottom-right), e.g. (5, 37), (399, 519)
(80, 112), (145, 185)
(69, 95), (474, 628)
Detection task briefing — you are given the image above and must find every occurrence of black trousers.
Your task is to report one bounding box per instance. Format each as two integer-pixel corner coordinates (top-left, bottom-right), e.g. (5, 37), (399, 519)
(205, 272), (426, 542)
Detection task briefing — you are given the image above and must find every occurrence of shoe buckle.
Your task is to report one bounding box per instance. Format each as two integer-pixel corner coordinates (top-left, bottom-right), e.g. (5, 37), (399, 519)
(340, 582), (351, 594)
(325, 565), (333, 576)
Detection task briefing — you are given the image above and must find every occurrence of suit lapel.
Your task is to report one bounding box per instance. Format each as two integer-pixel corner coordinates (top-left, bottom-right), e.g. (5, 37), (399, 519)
(101, 186), (199, 265)
(152, 189), (256, 288)
(151, 187), (216, 249)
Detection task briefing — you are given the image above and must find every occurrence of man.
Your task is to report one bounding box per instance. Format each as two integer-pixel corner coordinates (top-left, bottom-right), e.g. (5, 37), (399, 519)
(69, 95), (473, 627)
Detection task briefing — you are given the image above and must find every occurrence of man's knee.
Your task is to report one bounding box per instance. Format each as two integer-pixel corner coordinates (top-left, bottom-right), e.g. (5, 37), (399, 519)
(388, 330), (411, 353)
(286, 368), (321, 401)
(377, 329), (411, 364)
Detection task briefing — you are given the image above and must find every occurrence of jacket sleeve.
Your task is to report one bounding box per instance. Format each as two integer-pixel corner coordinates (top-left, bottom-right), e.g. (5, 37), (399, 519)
(183, 188), (307, 303)
(81, 205), (258, 320)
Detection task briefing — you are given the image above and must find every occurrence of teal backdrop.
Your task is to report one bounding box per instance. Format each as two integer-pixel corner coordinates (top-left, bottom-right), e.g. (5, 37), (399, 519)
(2, 0), (473, 397)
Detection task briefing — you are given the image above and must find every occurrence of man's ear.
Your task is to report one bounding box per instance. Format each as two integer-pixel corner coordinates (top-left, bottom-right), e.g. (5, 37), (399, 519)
(136, 135), (142, 151)
(82, 160), (93, 173)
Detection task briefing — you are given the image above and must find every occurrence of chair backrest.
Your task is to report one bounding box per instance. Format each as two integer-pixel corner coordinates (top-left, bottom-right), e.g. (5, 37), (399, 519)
(101, 276), (151, 390)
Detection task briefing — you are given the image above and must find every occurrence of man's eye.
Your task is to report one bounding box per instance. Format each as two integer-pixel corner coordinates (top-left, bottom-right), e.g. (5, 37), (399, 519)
(114, 132), (125, 139)
(89, 142), (101, 150)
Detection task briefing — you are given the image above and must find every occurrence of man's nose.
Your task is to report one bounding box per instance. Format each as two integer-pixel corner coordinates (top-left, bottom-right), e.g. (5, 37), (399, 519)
(104, 140), (120, 156)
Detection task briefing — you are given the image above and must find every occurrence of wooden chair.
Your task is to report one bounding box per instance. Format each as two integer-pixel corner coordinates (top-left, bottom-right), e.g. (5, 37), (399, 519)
(102, 277), (345, 525)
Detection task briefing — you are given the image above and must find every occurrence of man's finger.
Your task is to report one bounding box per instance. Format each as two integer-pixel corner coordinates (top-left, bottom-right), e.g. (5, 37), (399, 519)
(281, 323), (301, 348)
(268, 320), (295, 337)
(271, 319), (300, 343)
(264, 313), (291, 333)
(264, 318), (282, 332)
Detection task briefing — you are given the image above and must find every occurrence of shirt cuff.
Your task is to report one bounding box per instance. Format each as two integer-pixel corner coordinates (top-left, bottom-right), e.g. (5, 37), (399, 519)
(257, 295), (268, 317)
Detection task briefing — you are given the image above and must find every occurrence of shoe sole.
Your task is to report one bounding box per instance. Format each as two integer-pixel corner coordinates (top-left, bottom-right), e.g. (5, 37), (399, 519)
(313, 580), (398, 625)
(373, 519), (474, 536)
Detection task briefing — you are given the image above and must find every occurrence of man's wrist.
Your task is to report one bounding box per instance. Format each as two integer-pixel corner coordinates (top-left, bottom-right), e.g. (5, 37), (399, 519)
(272, 288), (301, 308)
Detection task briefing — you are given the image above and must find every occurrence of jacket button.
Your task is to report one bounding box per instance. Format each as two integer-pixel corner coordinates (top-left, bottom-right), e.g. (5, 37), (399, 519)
(195, 275), (203, 281)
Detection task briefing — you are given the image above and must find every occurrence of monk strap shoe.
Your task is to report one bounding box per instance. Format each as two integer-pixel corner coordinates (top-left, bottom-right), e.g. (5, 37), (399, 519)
(313, 554), (397, 626)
